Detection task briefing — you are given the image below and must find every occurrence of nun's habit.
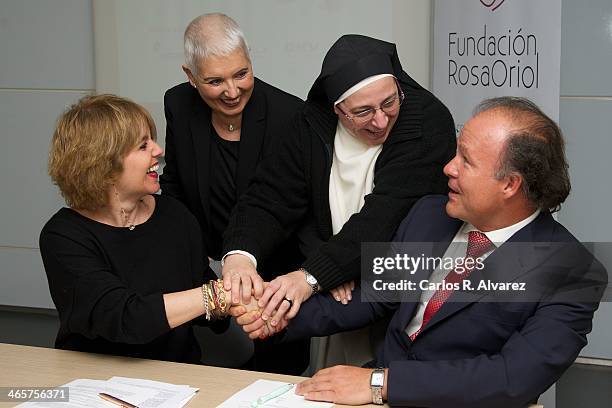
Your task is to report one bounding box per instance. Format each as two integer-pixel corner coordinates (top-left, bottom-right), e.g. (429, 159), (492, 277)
(223, 35), (456, 365)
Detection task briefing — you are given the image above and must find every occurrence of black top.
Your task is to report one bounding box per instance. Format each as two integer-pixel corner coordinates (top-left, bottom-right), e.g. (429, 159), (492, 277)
(209, 127), (240, 257)
(39, 195), (221, 364)
(160, 78), (305, 277)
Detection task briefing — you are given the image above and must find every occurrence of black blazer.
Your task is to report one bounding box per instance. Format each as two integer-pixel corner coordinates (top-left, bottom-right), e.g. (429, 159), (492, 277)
(160, 78), (304, 275)
(284, 195), (608, 407)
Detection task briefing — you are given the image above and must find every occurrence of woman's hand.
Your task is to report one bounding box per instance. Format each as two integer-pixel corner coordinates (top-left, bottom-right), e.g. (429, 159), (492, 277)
(257, 270), (312, 327)
(221, 254), (264, 305)
(229, 303), (287, 339)
(330, 281), (355, 304)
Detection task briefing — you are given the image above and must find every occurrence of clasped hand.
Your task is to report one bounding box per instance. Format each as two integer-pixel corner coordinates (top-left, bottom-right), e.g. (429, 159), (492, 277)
(223, 254), (355, 338)
(225, 271), (312, 339)
(222, 255), (311, 338)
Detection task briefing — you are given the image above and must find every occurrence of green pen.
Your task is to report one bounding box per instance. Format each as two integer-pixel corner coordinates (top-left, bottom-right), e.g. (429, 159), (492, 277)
(250, 383), (294, 407)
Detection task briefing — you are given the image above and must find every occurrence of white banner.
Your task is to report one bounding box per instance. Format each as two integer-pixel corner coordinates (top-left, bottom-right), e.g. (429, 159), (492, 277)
(433, 0), (562, 133)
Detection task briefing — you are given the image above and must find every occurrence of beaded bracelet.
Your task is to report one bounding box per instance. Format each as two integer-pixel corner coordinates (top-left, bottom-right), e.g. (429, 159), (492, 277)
(215, 279), (227, 315)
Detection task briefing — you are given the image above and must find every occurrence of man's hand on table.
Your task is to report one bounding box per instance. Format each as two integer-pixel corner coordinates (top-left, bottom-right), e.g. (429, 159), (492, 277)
(296, 365), (387, 405)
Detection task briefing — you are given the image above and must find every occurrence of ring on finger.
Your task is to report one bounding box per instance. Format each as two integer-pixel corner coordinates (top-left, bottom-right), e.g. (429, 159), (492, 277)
(283, 297), (294, 308)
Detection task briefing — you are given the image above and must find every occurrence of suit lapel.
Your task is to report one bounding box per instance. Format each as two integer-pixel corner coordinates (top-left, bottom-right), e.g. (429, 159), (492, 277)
(394, 202), (462, 337)
(236, 82), (266, 196)
(420, 253), (526, 333)
(418, 212), (556, 335)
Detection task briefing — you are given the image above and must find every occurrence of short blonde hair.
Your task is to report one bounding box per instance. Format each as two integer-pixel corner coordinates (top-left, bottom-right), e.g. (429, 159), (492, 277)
(49, 94), (157, 210)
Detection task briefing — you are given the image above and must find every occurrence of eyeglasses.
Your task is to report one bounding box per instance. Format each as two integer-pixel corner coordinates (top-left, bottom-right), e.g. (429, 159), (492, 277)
(337, 85), (405, 125)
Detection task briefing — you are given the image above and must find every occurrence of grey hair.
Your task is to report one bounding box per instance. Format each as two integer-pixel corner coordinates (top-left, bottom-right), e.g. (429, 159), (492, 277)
(474, 96), (570, 212)
(184, 13), (250, 75)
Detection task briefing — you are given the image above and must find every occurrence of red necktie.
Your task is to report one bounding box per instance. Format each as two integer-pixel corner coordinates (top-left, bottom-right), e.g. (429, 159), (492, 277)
(409, 231), (494, 340)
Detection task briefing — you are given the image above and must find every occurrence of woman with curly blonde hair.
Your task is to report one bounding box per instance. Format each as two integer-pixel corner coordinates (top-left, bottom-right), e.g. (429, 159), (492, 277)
(41, 94), (258, 363)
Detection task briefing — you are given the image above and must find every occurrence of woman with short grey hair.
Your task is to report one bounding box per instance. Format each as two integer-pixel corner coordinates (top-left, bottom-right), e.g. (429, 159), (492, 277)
(160, 13), (309, 375)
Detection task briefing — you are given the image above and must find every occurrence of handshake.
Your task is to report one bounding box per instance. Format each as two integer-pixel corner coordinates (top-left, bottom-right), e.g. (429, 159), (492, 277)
(228, 295), (289, 340)
(220, 254), (355, 340)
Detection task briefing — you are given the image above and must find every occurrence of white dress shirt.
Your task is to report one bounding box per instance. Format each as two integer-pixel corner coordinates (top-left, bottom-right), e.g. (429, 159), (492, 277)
(405, 209), (541, 337)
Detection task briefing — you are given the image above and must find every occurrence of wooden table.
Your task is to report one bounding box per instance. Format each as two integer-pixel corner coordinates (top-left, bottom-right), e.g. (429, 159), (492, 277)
(0, 343), (385, 407)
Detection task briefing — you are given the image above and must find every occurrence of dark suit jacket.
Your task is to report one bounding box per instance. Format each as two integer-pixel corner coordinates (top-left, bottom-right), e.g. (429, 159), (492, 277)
(160, 78), (304, 275)
(284, 195), (608, 407)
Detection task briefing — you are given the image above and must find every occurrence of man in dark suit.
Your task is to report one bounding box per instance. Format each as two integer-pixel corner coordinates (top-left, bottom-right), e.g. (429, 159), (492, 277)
(233, 97), (608, 406)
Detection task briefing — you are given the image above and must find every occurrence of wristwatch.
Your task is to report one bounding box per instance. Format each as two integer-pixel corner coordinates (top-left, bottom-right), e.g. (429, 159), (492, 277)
(370, 368), (385, 405)
(299, 268), (321, 295)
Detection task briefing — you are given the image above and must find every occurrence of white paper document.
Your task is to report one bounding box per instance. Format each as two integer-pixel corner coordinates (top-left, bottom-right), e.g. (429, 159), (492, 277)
(216, 379), (334, 408)
(108, 377), (198, 408)
(16, 377), (198, 408)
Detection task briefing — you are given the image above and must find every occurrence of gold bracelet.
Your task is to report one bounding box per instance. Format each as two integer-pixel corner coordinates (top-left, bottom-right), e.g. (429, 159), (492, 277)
(207, 283), (216, 312)
(212, 280), (225, 319)
(201, 283), (211, 321)
(201, 279), (230, 320)
(216, 279), (227, 315)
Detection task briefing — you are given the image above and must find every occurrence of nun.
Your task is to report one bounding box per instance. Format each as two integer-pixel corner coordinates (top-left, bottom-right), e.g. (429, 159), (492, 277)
(223, 34), (456, 366)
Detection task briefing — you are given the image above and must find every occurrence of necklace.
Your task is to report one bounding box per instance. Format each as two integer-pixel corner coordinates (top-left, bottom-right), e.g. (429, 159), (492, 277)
(113, 186), (145, 231)
(120, 199), (143, 230)
(212, 115), (239, 133)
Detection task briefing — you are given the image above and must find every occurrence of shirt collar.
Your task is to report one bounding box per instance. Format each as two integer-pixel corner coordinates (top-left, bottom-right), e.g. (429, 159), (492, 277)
(456, 209), (541, 245)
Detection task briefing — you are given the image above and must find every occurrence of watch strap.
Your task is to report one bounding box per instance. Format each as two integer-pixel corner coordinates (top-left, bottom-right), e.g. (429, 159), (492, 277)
(370, 368), (385, 405)
(372, 387), (383, 405)
(299, 267), (321, 294)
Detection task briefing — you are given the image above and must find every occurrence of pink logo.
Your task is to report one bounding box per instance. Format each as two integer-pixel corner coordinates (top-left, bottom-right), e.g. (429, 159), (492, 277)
(480, 0), (506, 11)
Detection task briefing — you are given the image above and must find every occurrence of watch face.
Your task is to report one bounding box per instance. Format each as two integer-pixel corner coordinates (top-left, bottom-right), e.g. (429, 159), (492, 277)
(306, 274), (317, 285)
(371, 371), (384, 387)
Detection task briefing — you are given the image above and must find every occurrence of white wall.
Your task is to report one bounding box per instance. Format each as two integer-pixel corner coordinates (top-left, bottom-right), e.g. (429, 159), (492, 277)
(0, 0), (94, 308)
(0, 0), (432, 308)
(93, 0), (432, 150)
(556, 0), (612, 361)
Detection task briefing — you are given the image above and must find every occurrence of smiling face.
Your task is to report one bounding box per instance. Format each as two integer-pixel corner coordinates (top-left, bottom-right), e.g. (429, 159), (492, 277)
(443, 110), (513, 231)
(114, 124), (163, 200)
(184, 49), (254, 118)
(334, 76), (400, 146)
